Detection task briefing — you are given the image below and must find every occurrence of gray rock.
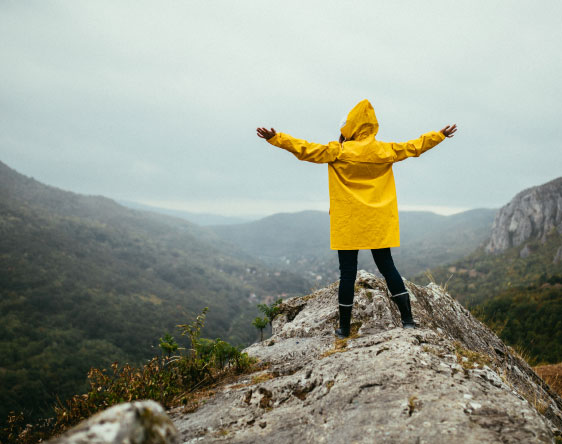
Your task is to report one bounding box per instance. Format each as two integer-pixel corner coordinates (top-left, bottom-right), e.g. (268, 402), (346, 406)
(554, 246), (562, 264)
(48, 400), (179, 444)
(520, 244), (532, 258)
(485, 177), (562, 254)
(170, 272), (562, 443)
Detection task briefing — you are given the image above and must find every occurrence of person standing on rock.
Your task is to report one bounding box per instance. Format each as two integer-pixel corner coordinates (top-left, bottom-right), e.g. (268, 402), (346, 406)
(257, 99), (457, 338)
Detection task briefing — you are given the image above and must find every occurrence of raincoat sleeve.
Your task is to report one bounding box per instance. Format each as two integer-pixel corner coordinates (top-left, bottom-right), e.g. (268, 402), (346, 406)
(377, 131), (446, 163)
(267, 132), (341, 164)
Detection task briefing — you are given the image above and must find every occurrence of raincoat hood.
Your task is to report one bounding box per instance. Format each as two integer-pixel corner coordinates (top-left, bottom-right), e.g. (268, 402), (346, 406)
(340, 99), (379, 141)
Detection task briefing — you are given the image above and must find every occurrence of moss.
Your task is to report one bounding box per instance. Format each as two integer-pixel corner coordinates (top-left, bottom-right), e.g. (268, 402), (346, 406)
(453, 342), (492, 370)
(421, 345), (446, 358)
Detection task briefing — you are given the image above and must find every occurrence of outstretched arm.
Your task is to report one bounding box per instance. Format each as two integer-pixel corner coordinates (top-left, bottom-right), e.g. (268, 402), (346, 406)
(257, 127), (340, 164)
(375, 123), (457, 163)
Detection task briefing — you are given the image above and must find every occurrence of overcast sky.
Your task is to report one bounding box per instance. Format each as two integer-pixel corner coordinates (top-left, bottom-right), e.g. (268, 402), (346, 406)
(1, 1), (561, 218)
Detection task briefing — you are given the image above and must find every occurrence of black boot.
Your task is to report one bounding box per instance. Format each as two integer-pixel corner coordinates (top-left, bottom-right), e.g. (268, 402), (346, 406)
(335, 305), (352, 338)
(390, 291), (416, 329)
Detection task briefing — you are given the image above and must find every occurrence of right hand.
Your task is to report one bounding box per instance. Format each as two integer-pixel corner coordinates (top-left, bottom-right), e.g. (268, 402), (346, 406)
(257, 127), (277, 140)
(440, 124), (458, 138)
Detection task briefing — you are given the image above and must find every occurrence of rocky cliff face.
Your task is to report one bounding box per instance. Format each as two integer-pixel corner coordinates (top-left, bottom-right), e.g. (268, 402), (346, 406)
(170, 272), (562, 443)
(485, 177), (562, 254)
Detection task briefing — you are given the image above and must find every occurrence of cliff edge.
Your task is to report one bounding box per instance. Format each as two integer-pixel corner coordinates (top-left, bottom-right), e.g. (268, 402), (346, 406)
(170, 271), (562, 443)
(485, 176), (562, 254)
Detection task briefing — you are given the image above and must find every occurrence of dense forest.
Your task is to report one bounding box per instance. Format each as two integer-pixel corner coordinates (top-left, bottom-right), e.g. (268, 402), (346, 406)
(415, 229), (562, 363)
(473, 275), (562, 365)
(0, 161), (309, 424)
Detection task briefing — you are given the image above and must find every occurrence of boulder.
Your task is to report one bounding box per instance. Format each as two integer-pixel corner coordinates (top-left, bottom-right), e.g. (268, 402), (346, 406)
(48, 400), (178, 444)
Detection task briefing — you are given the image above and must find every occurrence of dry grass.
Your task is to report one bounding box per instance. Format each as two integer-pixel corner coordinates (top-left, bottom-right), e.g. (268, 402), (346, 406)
(533, 362), (562, 397)
(424, 269), (435, 284)
(424, 269), (455, 292)
(517, 385), (550, 416)
(511, 343), (534, 365)
(251, 372), (276, 385)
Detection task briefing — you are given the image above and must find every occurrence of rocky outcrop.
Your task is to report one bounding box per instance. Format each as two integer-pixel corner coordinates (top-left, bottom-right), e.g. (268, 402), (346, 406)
(485, 177), (562, 254)
(170, 272), (562, 443)
(47, 400), (178, 444)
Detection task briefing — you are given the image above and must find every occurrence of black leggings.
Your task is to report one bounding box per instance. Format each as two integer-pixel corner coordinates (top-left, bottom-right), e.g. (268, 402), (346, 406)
(338, 248), (407, 306)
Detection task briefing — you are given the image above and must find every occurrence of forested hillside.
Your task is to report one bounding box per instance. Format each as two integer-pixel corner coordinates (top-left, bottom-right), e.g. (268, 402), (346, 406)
(415, 176), (562, 364)
(0, 161), (309, 423)
(474, 275), (562, 365)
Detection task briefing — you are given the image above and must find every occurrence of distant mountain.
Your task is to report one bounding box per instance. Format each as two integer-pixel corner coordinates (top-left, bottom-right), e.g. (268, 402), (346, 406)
(415, 176), (562, 305)
(0, 160), (309, 422)
(414, 177), (562, 364)
(209, 208), (498, 284)
(118, 200), (256, 226)
(485, 176), (562, 255)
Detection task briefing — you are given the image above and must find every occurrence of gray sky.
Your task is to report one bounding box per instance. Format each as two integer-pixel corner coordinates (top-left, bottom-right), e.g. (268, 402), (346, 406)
(1, 0), (561, 217)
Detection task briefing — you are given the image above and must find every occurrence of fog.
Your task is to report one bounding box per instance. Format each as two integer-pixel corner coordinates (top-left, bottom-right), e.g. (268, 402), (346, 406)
(1, 0), (561, 217)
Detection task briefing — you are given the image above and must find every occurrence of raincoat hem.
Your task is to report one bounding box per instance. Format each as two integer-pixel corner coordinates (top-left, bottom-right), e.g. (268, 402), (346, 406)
(330, 244), (400, 250)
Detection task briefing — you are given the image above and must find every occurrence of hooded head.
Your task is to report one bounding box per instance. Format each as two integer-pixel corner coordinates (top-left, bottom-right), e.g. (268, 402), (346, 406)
(340, 99), (379, 141)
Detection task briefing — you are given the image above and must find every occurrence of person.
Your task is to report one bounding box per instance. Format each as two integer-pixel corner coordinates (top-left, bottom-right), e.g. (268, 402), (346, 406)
(257, 99), (457, 338)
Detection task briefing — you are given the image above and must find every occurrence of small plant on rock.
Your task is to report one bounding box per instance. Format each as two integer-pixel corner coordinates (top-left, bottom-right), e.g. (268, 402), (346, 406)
(257, 298), (283, 327)
(158, 333), (178, 357)
(252, 317), (269, 341)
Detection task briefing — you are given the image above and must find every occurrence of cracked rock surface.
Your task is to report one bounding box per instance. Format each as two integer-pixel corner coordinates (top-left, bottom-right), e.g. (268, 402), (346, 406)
(170, 271), (562, 443)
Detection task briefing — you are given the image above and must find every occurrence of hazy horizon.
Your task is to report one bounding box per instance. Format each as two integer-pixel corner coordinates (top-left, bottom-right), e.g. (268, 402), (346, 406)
(132, 197), (481, 218)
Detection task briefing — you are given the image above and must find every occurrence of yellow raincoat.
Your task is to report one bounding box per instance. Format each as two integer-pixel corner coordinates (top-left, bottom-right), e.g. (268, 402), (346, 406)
(267, 99), (446, 250)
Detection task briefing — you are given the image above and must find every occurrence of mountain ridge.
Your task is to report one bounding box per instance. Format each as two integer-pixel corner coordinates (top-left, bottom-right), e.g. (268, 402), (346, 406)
(0, 159), (310, 422)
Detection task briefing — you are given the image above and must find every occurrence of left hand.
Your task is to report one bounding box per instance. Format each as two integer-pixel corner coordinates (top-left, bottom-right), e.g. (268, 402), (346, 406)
(257, 127), (277, 140)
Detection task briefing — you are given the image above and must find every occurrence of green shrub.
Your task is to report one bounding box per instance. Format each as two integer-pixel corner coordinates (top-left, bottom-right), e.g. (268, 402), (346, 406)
(1, 307), (256, 444)
(257, 298), (283, 327)
(158, 333), (178, 356)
